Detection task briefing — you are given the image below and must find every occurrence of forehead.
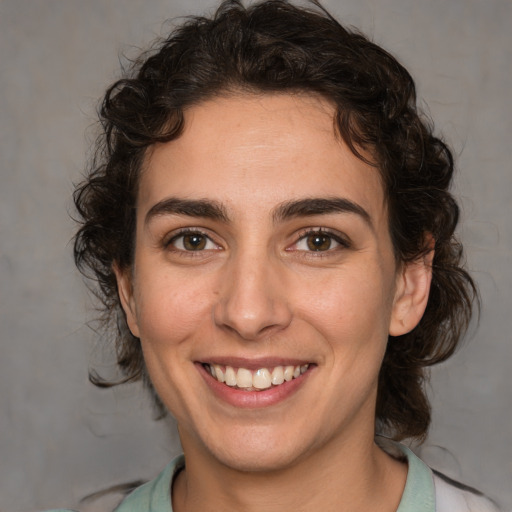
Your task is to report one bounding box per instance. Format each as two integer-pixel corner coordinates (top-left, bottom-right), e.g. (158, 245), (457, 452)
(139, 93), (386, 223)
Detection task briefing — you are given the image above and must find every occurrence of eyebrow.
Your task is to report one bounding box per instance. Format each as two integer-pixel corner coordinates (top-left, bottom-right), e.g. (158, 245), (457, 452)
(145, 197), (229, 225)
(144, 196), (372, 229)
(273, 197), (373, 229)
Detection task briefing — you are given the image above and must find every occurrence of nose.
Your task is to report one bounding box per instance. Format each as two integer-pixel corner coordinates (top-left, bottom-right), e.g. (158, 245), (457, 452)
(213, 252), (293, 341)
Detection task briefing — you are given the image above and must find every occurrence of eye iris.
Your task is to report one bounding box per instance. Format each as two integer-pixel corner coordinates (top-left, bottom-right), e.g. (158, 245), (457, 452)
(307, 234), (331, 251)
(183, 233), (206, 250)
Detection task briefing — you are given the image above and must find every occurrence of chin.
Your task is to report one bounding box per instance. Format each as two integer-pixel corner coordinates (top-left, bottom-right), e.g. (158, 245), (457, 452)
(214, 446), (302, 473)
(194, 423), (320, 473)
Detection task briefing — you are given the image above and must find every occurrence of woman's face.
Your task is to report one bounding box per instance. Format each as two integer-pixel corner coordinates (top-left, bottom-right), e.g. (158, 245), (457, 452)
(116, 93), (428, 472)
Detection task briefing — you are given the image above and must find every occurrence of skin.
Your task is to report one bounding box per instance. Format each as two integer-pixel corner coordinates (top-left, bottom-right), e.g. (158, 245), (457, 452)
(116, 93), (432, 511)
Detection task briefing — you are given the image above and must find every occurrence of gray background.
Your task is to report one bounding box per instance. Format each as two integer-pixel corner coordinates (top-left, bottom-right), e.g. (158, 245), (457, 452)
(1, 0), (510, 510)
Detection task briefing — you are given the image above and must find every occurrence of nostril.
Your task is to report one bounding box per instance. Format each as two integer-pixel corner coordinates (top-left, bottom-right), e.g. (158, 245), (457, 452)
(213, 302), (293, 341)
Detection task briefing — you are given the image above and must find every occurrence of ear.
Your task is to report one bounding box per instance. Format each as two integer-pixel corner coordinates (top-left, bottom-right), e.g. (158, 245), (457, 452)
(113, 263), (140, 338)
(389, 244), (434, 337)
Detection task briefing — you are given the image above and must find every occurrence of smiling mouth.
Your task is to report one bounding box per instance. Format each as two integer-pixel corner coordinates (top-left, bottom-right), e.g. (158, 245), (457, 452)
(203, 363), (310, 391)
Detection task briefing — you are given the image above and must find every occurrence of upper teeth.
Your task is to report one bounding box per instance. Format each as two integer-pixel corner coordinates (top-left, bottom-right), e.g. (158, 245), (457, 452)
(207, 364), (309, 390)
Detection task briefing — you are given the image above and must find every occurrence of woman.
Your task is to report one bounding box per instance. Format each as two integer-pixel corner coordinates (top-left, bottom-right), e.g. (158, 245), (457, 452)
(56, 1), (501, 510)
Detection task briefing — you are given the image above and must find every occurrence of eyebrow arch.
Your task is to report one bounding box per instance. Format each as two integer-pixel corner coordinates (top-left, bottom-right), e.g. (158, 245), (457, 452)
(145, 197), (229, 225)
(273, 197), (373, 229)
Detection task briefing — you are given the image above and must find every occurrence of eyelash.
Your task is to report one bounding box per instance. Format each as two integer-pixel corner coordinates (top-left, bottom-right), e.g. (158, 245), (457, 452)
(163, 227), (350, 256)
(164, 228), (221, 255)
(290, 228), (351, 255)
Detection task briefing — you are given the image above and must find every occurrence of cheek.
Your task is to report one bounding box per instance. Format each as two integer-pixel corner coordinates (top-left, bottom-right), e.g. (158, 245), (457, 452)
(132, 271), (217, 414)
(295, 265), (395, 353)
(134, 270), (215, 345)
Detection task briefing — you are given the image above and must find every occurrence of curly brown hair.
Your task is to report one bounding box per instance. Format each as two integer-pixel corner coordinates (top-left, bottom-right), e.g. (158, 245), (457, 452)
(74, 0), (477, 441)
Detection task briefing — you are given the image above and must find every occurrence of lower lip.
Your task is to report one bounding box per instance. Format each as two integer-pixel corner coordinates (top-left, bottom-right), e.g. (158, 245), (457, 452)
(196, 363), (313, 409)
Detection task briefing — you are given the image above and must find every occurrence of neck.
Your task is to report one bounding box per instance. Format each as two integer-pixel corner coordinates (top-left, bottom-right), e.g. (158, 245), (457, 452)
(173, 430), (407, 512)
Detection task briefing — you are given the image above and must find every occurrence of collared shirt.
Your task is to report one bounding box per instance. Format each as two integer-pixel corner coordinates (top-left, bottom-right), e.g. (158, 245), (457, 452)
(110, 445), (500, 512)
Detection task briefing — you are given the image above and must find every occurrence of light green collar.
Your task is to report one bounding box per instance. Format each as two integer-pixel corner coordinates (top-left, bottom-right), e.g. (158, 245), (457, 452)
(116, 445), (435, 512)
(396, 444), (436, 512)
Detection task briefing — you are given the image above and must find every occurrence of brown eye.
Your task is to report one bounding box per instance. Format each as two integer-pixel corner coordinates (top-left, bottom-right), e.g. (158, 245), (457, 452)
(182, 233), (207, 250)
(290, 229), (348, 254)
(306, 233), (332, 251)
(168, 231), (218, 252)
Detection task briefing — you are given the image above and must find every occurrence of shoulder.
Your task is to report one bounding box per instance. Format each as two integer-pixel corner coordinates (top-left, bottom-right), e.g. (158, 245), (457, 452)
(41, 456), (184, 512)
(379, 438), (503, 512)
(433, 470), (503, 512)
(113, 455), (184, 512)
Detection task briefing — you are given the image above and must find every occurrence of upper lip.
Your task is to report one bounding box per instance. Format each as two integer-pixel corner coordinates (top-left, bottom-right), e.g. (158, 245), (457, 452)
(198, 356), (314, 370)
